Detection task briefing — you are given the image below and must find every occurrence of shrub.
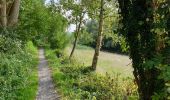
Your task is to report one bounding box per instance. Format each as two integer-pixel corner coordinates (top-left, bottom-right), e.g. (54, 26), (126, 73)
(0, 36), (38, 100)
(60, 65), (138, 100)
(49, 32), (70, 50)
(0, 35), (22, 54)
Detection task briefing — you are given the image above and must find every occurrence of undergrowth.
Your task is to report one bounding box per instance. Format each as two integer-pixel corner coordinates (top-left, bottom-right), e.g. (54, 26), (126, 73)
(0, 35), (38, 100)
(45, 49), (138, 100)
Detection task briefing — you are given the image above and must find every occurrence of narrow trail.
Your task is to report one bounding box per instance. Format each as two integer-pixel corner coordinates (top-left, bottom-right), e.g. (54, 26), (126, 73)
(36, 49), (59, 100)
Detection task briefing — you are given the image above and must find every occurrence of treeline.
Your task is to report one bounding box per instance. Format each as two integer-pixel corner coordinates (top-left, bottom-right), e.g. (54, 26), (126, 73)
(20, 0), (69, 49)
(0, 0), (170, 99)
(58, 0), (170, 99)
(0, 0), (69, 99)
(78, 20), (126, 54)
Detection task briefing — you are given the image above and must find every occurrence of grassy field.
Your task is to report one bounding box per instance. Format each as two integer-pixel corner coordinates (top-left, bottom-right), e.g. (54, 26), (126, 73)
(66, 45), (133, 77)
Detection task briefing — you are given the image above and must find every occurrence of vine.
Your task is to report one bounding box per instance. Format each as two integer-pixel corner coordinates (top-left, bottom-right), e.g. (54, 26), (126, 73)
(118, 0), (170, 99)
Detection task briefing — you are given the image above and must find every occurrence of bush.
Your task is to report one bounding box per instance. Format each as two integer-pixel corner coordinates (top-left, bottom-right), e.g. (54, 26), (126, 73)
(0, 53), (30, 99)
(49, 32), (70, 50)
(60, 65), (138, 100)
(0, 35), (22, 54)
(0, 36), (38, 100)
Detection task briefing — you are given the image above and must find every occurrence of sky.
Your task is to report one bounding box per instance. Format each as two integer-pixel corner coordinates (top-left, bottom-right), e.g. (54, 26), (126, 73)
(67, 24), (76, 33)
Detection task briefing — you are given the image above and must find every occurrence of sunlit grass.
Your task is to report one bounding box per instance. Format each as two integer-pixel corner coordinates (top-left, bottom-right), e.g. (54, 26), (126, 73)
(16, 67), (38, 100)
(66, 45), (133, 77)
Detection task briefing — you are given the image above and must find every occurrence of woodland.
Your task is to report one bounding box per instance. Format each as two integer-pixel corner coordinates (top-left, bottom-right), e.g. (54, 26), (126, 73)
(0, 0), (170, 100)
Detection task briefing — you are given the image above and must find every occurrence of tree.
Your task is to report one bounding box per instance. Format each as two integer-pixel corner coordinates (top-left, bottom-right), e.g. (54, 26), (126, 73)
(0, 0), (20, 28)
(86, 0), (117, 70)
(59, 0), (86, 59)
(91, 0), (104, 70)
(69, 11), (85, 59)
(18, 0), (50, 43)
(118, 0), (170, 99)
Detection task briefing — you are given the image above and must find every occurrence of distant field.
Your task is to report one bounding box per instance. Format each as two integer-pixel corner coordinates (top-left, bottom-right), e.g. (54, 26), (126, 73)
(66, 45), (133, 77)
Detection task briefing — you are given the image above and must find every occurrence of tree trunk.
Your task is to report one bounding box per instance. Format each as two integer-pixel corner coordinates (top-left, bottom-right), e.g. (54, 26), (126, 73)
(0, 0), (20, 28)
(7, 0), (20, 27)
(69, 30), (79, 59)
(118, 0), (166, 99)
(0, 0), (7, 28)
(91, 0), (104, 70)
(69, 14), (84, 59)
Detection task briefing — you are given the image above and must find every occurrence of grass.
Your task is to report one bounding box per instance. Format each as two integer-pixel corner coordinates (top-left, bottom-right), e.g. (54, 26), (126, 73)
(44, 45), (138, 99)
(45, 49), (138, 100)
(45, 49), (68, 98)
(15, 41), (39, 100)
(66, 45), (133, 77)
(16, 67), (38, 100)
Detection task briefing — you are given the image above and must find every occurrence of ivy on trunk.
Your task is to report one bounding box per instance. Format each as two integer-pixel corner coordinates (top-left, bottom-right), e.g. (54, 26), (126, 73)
(118, 0), (166, 99)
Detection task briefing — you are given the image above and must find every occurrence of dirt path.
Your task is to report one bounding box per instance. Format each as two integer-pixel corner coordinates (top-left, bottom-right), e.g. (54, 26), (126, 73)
(36, 49), (59, 100)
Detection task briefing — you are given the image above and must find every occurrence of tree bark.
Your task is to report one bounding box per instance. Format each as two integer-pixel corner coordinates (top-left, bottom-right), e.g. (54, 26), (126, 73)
(0, 0), (20, 28)
(7, 0), (20, 27)
(91, 0), (104, 70)
(0, 0), (7, 28)
(69, 13), (84, 59)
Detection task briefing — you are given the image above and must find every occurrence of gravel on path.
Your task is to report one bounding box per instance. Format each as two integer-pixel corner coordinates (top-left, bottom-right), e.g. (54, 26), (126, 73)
(36, 49), (59, 100)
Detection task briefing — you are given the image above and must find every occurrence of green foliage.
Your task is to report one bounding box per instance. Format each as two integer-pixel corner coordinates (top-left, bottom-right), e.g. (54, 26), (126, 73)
(45, 49), (138, 100)
(46, 9), (69, 49)
(0, 35), (22, 53)
(0, 38), (38, 100)
(118, 0), (170, 99)
(79, 20), (127, 53)
(49, 31), (70, 50)
(78, 20), (98, 47)
(78, 29), (94, 45)
(15, 41), (38, 100)
(17, 0), (49, 42)
(19, 0), (69, 49)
